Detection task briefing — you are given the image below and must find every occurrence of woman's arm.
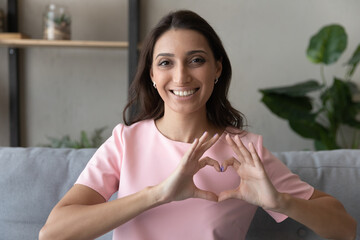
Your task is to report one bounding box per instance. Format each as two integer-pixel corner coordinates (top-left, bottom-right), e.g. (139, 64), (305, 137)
(39, 184), (161, 240)
(219, 134), (357, 240)
(39, 132), (221, 240)
(275, 189), (356, 240)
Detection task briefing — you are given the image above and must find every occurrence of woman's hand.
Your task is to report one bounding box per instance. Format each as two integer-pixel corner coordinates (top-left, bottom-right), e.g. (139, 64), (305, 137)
(156, 132), (221, 203)
(218, 134), (281, 210)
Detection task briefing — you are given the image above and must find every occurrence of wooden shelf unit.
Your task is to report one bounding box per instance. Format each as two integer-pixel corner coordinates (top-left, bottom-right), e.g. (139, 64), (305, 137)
(5, 0), (139, 147)
(0, 39), (129, 48)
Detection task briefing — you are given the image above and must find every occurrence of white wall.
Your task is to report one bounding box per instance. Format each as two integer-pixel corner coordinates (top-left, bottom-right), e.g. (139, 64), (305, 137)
(1, 0), (359, 151)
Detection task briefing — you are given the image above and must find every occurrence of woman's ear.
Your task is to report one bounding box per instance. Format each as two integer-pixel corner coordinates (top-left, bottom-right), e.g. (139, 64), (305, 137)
(215, 59), (223, 79)
(150, 67), (154, 80)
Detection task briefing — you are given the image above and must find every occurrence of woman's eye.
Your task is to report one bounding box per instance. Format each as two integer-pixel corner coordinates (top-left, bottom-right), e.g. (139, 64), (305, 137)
(158, 60), (170, 66)
(190, 57), (205, 64)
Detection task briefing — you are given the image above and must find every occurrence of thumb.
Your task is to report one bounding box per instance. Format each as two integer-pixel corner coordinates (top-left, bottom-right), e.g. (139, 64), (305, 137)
(194, 188), (218, 202)
(218, 189), (240, 202)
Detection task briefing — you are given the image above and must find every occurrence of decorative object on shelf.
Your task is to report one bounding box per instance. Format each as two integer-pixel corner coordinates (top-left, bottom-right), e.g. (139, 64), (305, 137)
(43, 4), (71, 40)
(0, 8), (4, 32)
(259, 24), (360, 150)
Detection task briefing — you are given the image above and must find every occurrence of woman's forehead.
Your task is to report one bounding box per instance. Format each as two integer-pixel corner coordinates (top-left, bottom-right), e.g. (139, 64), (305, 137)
(153, 29), (211, 57)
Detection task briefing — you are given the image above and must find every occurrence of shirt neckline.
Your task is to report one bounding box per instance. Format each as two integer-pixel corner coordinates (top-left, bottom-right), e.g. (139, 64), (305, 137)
(151, 119), (228, 146)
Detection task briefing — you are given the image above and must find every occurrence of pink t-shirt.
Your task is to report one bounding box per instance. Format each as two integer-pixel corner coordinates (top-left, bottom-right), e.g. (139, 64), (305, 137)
(76, 119), (314, 240)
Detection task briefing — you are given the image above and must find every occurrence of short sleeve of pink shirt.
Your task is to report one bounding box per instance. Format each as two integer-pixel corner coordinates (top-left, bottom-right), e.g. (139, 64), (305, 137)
(75, 120), (314, 240)
(76, 124), (124, 200)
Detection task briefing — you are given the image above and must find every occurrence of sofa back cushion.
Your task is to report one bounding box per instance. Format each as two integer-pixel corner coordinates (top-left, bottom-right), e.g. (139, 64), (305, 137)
(0, 147), (359, 239)
(0, 147), (108, 239)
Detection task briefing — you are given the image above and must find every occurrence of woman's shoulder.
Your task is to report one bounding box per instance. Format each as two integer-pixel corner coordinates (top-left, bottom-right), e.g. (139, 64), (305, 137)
(108, 119), (155, 146)
(113, 119), (155, 136)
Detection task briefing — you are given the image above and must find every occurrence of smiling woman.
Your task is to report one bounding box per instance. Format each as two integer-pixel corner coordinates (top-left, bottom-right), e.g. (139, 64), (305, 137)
(123, 10), (242, 131)
(39, 10), (356, 240)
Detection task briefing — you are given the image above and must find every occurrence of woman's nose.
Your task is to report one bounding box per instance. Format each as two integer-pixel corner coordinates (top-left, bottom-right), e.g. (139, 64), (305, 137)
(173, 64), (191, 84)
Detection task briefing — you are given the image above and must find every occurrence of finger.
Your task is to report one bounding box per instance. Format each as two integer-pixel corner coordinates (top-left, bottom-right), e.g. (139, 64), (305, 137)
(183, 138), (200, 164)
(225, 134), (244, 163)
(193, 133), (219, 160)
(218, 189), (240, 202)
(201, 133), (220, 150)
(234, 135), (254, 166)
(221, 157), (241, 171)
(199, 157), (221, 172)
(198, 131), (210, 145)
(248, 142), (262, 168)
(194, 189), (218, 202)
(192, 132), (209, 160)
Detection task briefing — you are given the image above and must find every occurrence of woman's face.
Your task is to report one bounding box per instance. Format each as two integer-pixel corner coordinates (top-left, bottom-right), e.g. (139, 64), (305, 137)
(150, 29), (222, 117)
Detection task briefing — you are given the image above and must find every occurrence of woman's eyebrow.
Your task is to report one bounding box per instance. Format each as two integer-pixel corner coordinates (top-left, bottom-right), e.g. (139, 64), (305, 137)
(155, 53), (174, 59)
(155, 50), (207, 59)
(187, 50), (207, 55)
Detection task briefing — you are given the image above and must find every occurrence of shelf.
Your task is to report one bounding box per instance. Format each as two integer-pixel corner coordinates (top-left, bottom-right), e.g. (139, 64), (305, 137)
(6, 0), (139, 147)
(0, 38), (129, 49)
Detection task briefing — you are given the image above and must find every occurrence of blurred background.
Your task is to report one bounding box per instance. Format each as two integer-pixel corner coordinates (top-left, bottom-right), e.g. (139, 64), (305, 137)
(0, 0), (359, 151)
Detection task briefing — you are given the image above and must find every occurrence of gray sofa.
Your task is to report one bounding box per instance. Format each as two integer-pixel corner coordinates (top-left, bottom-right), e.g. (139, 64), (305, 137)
(0, 147), (359, 240)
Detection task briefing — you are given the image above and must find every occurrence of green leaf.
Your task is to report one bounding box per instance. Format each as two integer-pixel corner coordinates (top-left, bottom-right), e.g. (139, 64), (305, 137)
(80, 131), (92, 148)
(307, 24), (347, 65)
(318, 131), (339, 150)
(261, 93), (313, 121)
(40, 127), (107, 149)
(320, 78), (360, 130)
(314, 140), (328, 150)
(321, 78), (352, 122)
(259, 80), (323, 97)
(289, 118), (327, 140)
(346, 44), (360, 77)
(347, 44), (360, 65)
(313, 139), (339, 150)
(345, 118), (360, 129)
(91, 126), (107, 147)
(289, 118), (340, 150)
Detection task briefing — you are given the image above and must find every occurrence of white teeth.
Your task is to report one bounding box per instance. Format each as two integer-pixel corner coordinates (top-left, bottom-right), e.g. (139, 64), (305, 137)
(173, 89), (196, 97)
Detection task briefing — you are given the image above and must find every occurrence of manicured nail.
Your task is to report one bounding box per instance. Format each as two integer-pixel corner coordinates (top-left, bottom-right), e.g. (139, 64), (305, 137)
(220, 166), (224, 172)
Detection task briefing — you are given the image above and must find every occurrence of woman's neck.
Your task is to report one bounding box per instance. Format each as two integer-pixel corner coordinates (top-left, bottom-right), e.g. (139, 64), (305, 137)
(155, 110), (223, 143)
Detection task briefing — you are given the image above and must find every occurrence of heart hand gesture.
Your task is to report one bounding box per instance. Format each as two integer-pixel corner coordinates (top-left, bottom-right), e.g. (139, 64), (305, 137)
(218, 134), (281, 211)
(157, 132), (221, 203)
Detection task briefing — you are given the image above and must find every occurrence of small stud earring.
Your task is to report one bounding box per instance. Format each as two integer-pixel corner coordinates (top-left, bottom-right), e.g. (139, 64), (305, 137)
(214, 78), (219, 84)
(153, 82), (157, 89)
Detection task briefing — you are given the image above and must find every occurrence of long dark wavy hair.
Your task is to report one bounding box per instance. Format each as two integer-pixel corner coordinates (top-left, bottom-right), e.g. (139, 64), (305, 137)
(123, 10), (246, 130)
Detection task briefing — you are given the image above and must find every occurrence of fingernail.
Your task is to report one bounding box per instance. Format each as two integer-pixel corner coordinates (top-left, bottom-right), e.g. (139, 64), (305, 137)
(220, 166), (224, 172)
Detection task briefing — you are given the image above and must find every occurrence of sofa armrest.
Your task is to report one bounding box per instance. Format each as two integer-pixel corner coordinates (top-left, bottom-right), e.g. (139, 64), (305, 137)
(246, 150), (360, 240)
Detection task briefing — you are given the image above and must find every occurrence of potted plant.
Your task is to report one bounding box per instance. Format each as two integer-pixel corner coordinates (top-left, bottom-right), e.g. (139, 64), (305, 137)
(259, 24), (360, 150)
(41, 127), (107, 149)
